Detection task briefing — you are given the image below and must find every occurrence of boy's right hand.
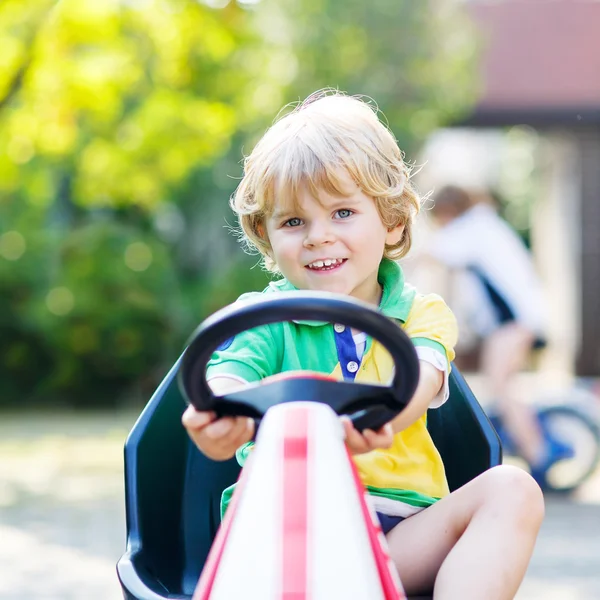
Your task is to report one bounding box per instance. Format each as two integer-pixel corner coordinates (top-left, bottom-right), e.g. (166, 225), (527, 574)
(182, 406), (255, 461)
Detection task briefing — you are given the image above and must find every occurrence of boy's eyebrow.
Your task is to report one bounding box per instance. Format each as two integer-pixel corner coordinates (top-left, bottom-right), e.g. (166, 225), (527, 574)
(271, 194), (360, 221)
(329, 194), (360, 206)
(319, 194), (361, 211)
(271, 207), (297, 221)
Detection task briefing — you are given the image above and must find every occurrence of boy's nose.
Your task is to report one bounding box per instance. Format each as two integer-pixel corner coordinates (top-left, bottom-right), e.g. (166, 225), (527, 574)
(303, 221), (335, 247)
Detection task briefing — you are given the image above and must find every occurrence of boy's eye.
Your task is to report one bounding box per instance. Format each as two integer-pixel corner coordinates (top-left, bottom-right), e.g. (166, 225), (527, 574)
(284, 217), (303, 227)
(335, 209), (354, 219)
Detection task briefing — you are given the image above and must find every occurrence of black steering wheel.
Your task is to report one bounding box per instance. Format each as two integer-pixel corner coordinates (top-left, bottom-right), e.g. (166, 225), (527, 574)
(179, 291), (420, 432)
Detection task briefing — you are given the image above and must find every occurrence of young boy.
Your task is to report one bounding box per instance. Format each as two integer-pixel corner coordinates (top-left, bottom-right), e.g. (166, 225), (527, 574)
(183, 91), (544, 599)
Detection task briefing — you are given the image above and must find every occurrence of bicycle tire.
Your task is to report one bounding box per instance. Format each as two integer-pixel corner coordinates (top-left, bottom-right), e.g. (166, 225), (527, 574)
(537, 404), (600, 493)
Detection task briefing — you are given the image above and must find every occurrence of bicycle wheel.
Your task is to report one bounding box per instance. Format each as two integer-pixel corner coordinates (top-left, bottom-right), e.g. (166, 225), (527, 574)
(538, 405), (600, 493)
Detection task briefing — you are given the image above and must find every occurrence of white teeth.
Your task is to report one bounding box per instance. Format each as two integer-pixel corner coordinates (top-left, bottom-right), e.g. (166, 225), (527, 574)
(308, 258), (343, 269)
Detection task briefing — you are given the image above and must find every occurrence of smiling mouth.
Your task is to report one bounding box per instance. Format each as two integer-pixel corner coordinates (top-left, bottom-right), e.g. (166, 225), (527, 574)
(305, 258), (347, 271)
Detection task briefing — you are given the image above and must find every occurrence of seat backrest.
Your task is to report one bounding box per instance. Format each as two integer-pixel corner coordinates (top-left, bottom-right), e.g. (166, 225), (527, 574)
(118, 362), (500, 599)
(120, 359), (240, 598)
(428, 367), (502, 492)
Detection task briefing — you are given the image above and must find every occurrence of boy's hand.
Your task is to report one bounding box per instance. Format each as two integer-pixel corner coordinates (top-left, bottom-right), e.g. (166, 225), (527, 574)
(182, 406), (254, 461)
(341, 416), (394, 455)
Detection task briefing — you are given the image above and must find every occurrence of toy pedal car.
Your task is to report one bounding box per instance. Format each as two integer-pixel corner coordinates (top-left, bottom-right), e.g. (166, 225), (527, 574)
(117, 292), (502, 600)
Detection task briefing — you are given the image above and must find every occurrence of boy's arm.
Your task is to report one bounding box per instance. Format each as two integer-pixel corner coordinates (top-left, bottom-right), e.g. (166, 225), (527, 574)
(344, 293), (456, 454)
(404, 292), (458, 409)
(390, 360), (443, 434)
(341, 360), (442, 454)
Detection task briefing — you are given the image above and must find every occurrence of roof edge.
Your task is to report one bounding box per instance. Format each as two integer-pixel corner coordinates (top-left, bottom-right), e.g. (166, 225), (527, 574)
(456, 106), (600, 128)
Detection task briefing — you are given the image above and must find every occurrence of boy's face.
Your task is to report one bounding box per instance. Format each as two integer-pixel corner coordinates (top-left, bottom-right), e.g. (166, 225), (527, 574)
(264, 172), (403, 305)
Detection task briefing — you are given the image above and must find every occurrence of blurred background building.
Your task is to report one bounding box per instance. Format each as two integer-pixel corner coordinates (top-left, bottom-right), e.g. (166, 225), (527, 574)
(417, 0), (600, 379)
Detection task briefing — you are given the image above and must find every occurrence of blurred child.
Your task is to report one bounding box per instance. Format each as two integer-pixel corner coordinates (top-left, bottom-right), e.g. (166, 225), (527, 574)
(183, 92), (544, 599)
(426, 185), (571, 485)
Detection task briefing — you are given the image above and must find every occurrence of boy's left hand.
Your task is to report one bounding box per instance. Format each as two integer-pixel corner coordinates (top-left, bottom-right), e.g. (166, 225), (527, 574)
(341, 417), (394, 455)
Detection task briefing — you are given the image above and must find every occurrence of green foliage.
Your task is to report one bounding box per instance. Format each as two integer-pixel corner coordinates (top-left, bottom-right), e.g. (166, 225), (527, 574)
(0, 220), (179, 406)
(256, 0), (479, 150)
(0, 0), (479, 407)
(0, 0), (268, 209)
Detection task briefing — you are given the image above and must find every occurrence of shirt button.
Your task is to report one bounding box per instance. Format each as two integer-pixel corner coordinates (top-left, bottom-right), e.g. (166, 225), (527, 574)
(347, 361), (359, 373)
(334, 323), (345, 333)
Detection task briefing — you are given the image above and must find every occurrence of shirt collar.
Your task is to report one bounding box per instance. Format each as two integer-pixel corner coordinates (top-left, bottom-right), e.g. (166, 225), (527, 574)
(267, 259), (415, 325)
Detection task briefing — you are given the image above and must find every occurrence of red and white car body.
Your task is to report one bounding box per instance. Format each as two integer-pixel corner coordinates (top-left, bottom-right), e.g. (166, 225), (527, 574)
(193, 400), (406, 600)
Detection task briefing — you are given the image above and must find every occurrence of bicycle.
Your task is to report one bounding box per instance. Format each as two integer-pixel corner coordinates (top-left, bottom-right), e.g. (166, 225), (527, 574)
(487, 386), (600, 493)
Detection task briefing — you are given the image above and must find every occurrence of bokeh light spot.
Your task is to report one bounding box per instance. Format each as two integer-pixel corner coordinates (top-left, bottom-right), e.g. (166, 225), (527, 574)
(7, 136), (35, 165)
(124, 242), (153, 272)
(46, 287), (75, 316)
(0, 231), (26, 260)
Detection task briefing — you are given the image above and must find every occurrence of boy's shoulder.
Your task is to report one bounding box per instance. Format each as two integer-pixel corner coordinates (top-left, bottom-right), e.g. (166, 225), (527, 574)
(408, 291), (455, 314)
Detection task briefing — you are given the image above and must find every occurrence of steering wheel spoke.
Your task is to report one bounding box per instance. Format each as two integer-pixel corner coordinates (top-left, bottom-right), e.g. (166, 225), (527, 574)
(216, 378), (397, 421)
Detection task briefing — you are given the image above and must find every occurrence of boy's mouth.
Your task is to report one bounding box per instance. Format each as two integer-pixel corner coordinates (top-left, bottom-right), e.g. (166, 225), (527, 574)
(305, 258), (347, 271)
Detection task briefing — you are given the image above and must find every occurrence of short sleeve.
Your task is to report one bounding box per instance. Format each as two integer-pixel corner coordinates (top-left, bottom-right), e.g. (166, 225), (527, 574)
(403, 294), (458, 408)
(403, 293), (458, 366)
(206, 323), (280, 383)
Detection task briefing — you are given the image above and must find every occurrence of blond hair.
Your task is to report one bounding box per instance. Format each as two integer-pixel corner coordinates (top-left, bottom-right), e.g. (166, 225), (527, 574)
(232, 89), (422, 271)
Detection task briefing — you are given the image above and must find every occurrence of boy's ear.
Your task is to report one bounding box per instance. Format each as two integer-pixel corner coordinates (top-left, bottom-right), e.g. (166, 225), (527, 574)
(256, 222), (273, 256)
(386, 223), (404, 246)
(257, 222), (270, 243)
